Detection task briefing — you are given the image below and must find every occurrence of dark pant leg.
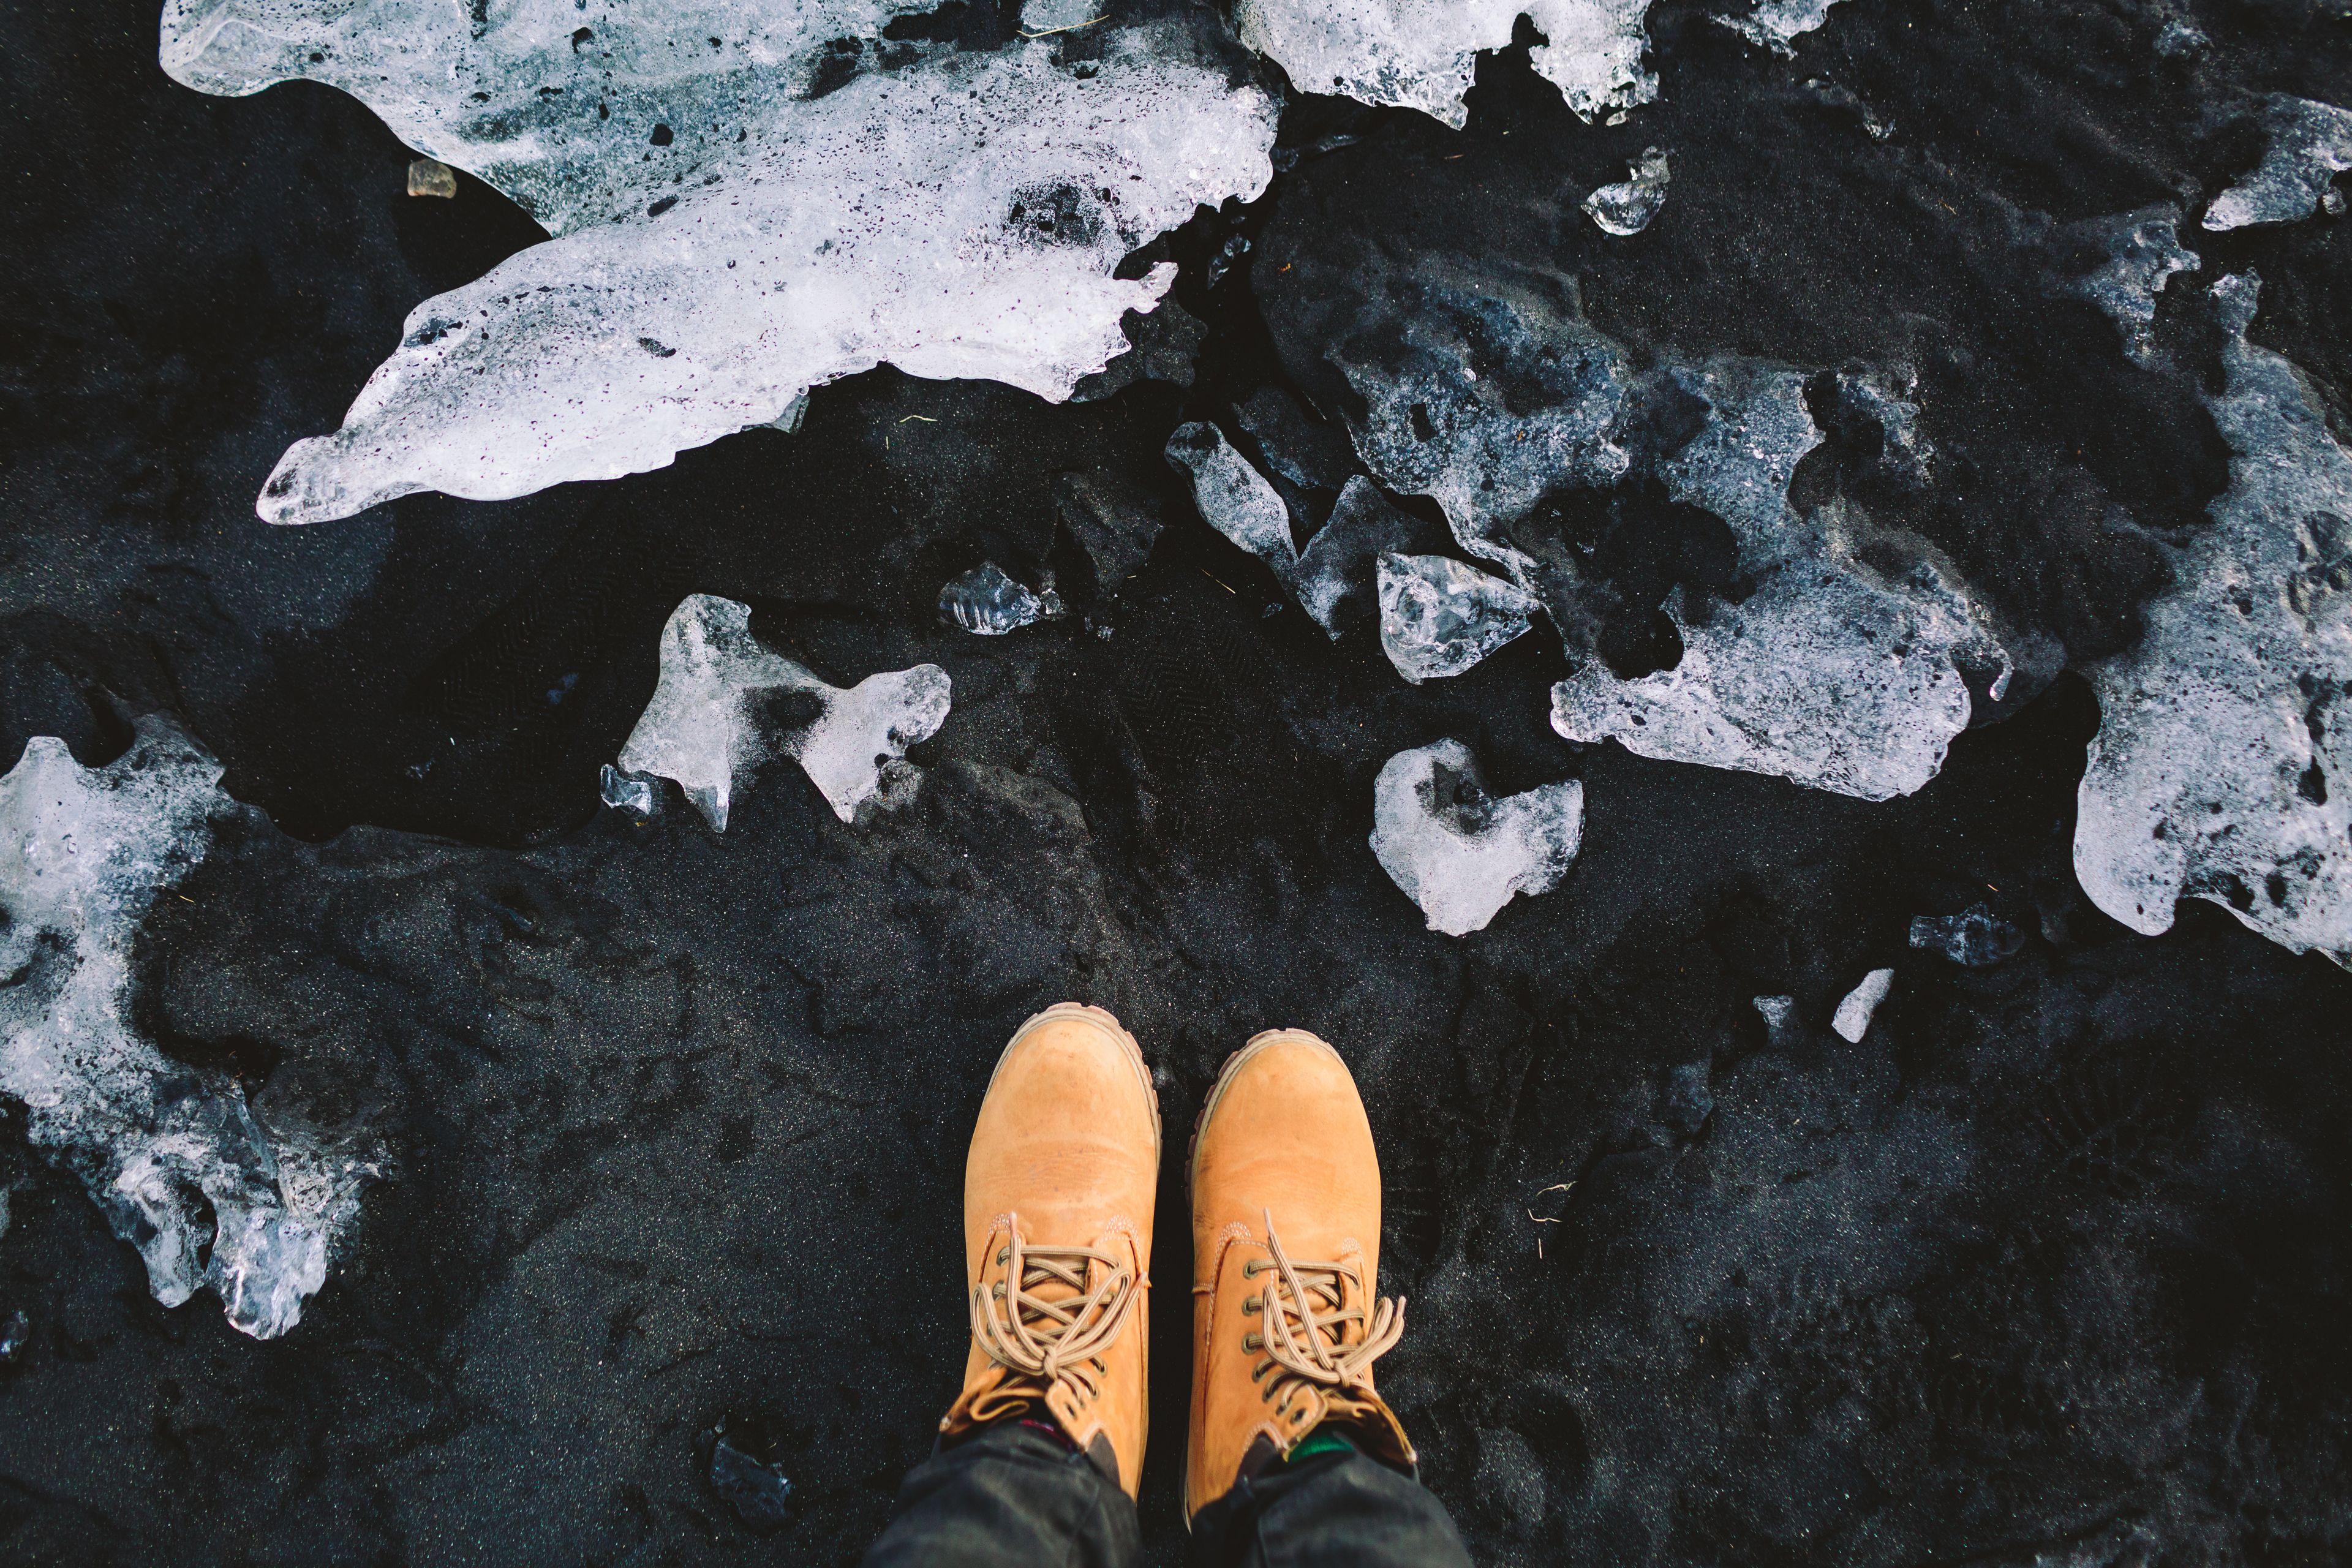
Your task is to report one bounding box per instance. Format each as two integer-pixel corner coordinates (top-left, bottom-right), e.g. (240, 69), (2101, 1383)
(862, 1422), (1141, 1568)
(1188, 1449), (1474, 1568)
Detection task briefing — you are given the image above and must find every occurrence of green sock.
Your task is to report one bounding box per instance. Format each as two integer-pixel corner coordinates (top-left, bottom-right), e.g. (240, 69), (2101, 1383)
(1286, 1425), (1356, 1465)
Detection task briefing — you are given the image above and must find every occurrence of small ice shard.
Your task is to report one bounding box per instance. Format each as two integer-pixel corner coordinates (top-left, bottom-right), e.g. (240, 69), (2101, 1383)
(707, 1436), (793, 1534)
(1583, 146), (1670, 236)
(1055, 470), (1163, 587)
(1752, 994), (1800, 1048)
(2059, 206), (2199, 364)
(1551, 366), (1996, 799)
(0, 718), (364, 1338)
(617, 595), (951, 830)
(2074, 274), (2352, 963)
(162, 14), (1278, 522)
(1378, 553), (1541, 682)
(1830, 968), (1894, 1042)
(405, 157), (455, 198)
(599, 763), (657, 820)
(1294, 479), (1430, 636)
(2203, 96), (2352, 232)
(1231, 0), (1657, 128)
(1369, 739), (1585, 937)
(1166, 421), (1297, 570)
(1909, 903), (2026, 967)
(940, 563), (1047, 636)
(1717, 0), (1845, 53)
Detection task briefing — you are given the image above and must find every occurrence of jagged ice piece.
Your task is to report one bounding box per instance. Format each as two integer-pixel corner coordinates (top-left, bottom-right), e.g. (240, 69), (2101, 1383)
(1831, 968), (1893, 1042)
(940, 563), (1048, 636)
(1378, 552), (1540, 682)
(1583, 146), (1670, 236)
(2073, 275), (2352, 963)
(1166, 421), (1298, 569)
(617, 595), (951, 829)
(1370, 739), (1584, 936)
(1909, 903), (2026, 967)
(0, 718), (364, 1338)
(2202, 96), (2352, 232)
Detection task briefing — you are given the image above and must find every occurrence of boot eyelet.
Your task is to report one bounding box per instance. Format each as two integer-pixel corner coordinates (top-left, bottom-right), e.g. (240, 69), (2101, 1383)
(1242, 1332), (1262, 1351)
(1242, 1295), (1260, 1314)
(1243, 1260), (1264, 1277)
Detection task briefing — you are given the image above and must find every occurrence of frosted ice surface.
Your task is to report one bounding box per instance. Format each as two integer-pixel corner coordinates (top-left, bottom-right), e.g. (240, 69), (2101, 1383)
(2202, 96), (2352, 232)
(599, 763), (657, 819)
(0, 718), (363, 1338)
(1583, 146), (1670, 236)
(617, 595), (951, 829)
(1718, 0), (1846, 53)
(1295, 478), (1427, 636)
(1167, 422), (1298, 570)
(1830, 968), (1893, 1042)
(160, 9), (1276, 522)
(2060, 206), (2198, 364)
(1752, 994), (1800, 1048)
(1551, 365), (1996, 799)
(1369, 740), (1584, 936)
(1378, 552), (1542, 681)
(940, 563), (1050, 636)
(1232, 0), (1657, 128)
(2074, 275), (2352, 963)
(1021, 0), (1100, 32)
(1909, 903), (2024, 967)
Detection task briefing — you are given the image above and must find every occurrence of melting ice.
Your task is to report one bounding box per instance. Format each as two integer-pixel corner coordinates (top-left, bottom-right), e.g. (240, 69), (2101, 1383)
(617, 595), (951, 831)
(0, 719), (364, 1338)
(1378, 554), (1541, 682)
(2202, 96), (2352, 232)
(1583, 147), (1670, 236)
(1369, 739), (1584, 936)
(2057, 206), (2198, 365)
(160, 9), (1276, 523)
(940, 564), (1060, 636)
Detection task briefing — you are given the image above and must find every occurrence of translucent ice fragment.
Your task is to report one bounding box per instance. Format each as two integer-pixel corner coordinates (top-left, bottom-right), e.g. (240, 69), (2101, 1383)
(1717, 0), (1845, 53)
(1582, 146), (1670, 236)
(1830, 968), (1893, 1042)
(1909, 903), (2025, 967)
(617, 595), (951, 829)
(2203, 96), (2352, 232)
(405, 157), (454, 198)
(0, 719), (363, 1338)
(1378, 553), (1541, 681)
(709, 1436), (794, 1534)
(1752, 994), (1801, 1048)
(2074, 275), (2352, 963)
(1369, 740), (1585, 936)
(1166, 421), (1297, 568)
(2059, 205), (2198, 364)
(1294, 478), (1427, 636)
(940, 563), (1047, 636)
(599, 763), (657, 820)
(161, 14), (1277, 522)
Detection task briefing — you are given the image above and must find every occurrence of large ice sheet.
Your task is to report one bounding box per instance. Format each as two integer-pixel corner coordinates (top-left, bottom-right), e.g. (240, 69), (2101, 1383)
(2201, 96), (2352, 232)
(619, 595), (951, 830)
(2074, 276), (2352, 963)
(1369, 739), (1583, 935)
(160, 10), (1276, 523)
(1232, 0), (1657, 127)
(0, 719), (364, 1338)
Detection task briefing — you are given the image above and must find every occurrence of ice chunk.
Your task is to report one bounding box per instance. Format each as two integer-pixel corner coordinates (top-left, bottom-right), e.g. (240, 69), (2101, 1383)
(599, 763), (657, 820)
(1368, 739), (1584, 936)
(2202, 96), (2352, 232)
(405, 157), (454, 198)
(2059, 206), (2199, 364)
(1751, 994), (1800, 1048)
(1166, 422), (1296, 568)
(159, 12), (1277, 523)
(1909, 903), (2025, 967)
(1830, 968), (1893, 1042)
(1294, 478), (1429, 636)
(1717, 0), (1846, 53)
(1231, 0), (1657, 128)
(1054, 470), (1163, 588)
(940, 564), (1054, 636)
(0, 718), (364, 1338)
(708, 1435), (794, 1533)
(1378, 553), (1541, 682)
(1551, 366), (1997, 799)
(617, 595), (951, 829)
(2073, 275), (2352, 963)
(1582, 146), (1670, 236)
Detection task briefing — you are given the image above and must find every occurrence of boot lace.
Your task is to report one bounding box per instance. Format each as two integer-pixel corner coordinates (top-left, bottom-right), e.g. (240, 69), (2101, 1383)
(967, 1214), (1139, 1423)
(1242, 1208), (1406, 1423)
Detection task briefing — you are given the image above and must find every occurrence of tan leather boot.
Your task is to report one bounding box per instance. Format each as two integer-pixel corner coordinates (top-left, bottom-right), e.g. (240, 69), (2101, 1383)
(936, 1003), (1160, 1496)
(1185, 1028), (1416, 1523)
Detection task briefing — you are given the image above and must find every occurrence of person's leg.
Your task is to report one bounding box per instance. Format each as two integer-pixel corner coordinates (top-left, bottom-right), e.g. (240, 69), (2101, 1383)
(1182, 1028), (1474, 1568)
(861, 1003), (1161, 1568)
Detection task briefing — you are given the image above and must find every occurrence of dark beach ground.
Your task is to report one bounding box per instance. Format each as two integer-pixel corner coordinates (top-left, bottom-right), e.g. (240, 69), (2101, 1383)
(3, 0), (2350, 1561)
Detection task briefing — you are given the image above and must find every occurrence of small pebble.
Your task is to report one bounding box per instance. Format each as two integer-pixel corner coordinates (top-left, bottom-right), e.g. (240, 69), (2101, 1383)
(407, 157), (458, 198)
